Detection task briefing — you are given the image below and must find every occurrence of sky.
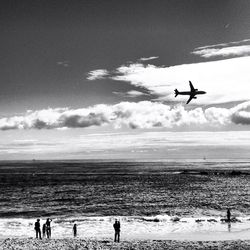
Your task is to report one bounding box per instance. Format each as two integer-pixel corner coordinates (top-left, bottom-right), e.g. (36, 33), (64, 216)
(1, 0), (250, 160)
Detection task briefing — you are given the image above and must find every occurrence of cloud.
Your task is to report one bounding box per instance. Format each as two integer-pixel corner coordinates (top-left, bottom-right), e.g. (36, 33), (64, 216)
(126, 90), (149, 97)
(0, 140), (67, 155)
(87, 42), (250, 105)
(106, 56), (250, 104)
(192, 39), (250, 58)
(139, 56), (159, 61)
(231, 101), (250, 125)
(2, 130), (250, 159)
(195, 38), (250, 50)
(87, 69), (109, 80)
(79, 131), (250, 148)
(192, 45), (250, 58)
(113, 90), (148, 98)
(57, 61), (70, 67)
(1, 101), (250, 131)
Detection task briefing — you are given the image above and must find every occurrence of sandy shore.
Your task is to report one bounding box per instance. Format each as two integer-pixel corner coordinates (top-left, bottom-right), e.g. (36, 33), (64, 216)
(1, 238), (250, 250)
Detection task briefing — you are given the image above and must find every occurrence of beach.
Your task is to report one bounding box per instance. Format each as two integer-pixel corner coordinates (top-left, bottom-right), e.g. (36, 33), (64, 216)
(1, 215), (250, 241)
(1, 160), (250, 248)
(1, 238), (250, 250)
(1, 216), (250, 249)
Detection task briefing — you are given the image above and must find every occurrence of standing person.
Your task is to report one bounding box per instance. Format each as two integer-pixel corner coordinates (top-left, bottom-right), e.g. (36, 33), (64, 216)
(42, 223), (47, 238)
(227, 208), (231, 222)
(113, 219), (120, 242)
(73, 224), (77, 237)
(46, 218), (52, 238)
(34, 219), (42, 239)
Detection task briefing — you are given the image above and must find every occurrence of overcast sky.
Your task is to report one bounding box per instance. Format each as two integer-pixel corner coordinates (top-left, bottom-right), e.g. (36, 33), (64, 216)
(1, 0), (250, 160)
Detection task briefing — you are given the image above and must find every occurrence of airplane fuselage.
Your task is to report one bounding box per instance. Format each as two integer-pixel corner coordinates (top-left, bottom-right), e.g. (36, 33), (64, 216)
(174, 81), (206, 104)
(178, 91), (206, 95)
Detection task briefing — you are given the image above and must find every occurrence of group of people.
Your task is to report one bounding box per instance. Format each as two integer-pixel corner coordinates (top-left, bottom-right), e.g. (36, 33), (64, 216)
(35, 210), (233, 242)
(34, 218), (52, 239)
(34, 219), (78, 239)
(34, 219), (120, 242)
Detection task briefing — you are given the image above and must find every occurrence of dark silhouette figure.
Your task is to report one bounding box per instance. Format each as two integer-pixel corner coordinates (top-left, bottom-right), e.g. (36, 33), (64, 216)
(42, 223), (47, 238)
(113, 219), (120, 242)
(34, 219), (42, 239)
(73, 224), (77, 237)
(46, 218), (52, 238)
(227, 208), (231, 222)
(174, 81), (206, 104)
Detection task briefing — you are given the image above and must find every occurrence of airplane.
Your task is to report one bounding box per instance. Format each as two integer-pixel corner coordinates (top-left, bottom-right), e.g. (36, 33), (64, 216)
(174, 81), (206, 104)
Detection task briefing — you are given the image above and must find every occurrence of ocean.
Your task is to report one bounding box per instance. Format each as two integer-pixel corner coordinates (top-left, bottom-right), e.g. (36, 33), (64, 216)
(0, 160), (250, 240)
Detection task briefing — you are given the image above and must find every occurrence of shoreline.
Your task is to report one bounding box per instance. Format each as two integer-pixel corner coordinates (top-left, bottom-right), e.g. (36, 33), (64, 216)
(1, 215), (250, 241)
(1, 238), (250, 250)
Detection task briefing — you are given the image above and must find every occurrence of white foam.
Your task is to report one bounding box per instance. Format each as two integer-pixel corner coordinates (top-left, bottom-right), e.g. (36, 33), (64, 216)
(0, 216), (250, 241)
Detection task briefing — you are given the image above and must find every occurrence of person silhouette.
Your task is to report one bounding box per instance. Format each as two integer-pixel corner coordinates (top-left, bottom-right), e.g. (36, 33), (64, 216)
(227, 208), (231, 222)
(113, 219), (120, 242)
(42, 223), (47, 238)
(73, 224), (77, 237)
(34, 219), (42, 239)
(46, 218), (52, 238)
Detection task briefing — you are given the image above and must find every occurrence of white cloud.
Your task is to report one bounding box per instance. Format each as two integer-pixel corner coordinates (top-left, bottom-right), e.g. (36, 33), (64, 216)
(113, 90), (148, 98)
(195, 38), (250, 50)
(1, 101), (250, 131)
(57, 61), (70, 67)
(139, 56), (159, 61)
(87, 69), (109, 80)
(126, 90), (148, 97)
(192, 39), (250, 58)
(192, 45), (250, 58)
(109, 56), (250, 104)
(2, 130), (250, 159)
(86, 39), (250, 105)
(13, 139), (37, 143)
(78, 131), (250, 148)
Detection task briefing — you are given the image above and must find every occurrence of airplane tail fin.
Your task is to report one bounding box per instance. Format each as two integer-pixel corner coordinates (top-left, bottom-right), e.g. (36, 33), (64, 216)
(174, 89), (179, 97)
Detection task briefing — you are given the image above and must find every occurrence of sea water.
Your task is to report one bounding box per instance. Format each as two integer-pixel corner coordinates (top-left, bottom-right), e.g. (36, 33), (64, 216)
(0, 160), (250, 240)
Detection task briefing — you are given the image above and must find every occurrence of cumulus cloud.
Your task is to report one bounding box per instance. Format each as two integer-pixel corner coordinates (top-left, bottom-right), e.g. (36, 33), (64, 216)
(192, 45), (250, 58)
(231, 101), (250, 125)
(87, 69), (109, 80)
(1, 101), (250, 131)
(139, 56), (159, 61)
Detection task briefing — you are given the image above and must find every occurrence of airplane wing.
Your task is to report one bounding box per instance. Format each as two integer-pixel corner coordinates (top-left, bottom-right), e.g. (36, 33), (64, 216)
(189, 81), (195, 92)
(186, 95), (194, 104)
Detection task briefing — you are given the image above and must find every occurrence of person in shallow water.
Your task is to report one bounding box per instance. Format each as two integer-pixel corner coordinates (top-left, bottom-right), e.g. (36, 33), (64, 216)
(42, 223), (47, 238)
(227, 208), (231, 222)
(73, 224), (77, 237)
(113, 219), (121, 242)
(46, 218), (52, 238)
(34, 219), (42, 239)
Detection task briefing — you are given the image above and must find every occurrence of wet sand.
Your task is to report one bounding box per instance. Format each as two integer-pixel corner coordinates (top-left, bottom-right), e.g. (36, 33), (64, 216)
(1, 238), (250, 250)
